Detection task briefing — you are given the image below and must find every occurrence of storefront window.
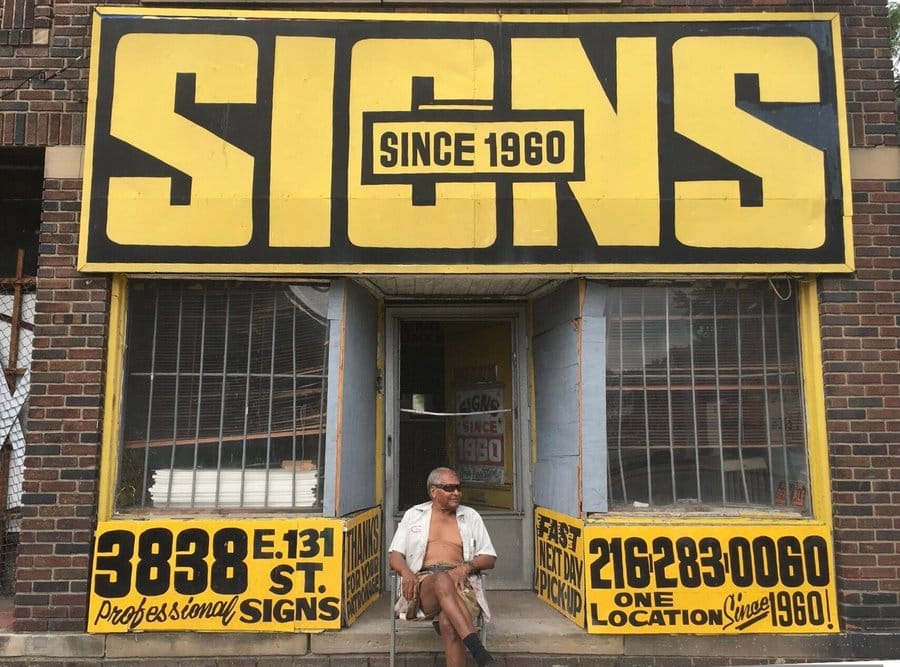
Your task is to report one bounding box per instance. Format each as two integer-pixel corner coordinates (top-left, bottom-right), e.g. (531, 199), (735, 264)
(115, 280), (330, 512)
(605, 283), (809, 514)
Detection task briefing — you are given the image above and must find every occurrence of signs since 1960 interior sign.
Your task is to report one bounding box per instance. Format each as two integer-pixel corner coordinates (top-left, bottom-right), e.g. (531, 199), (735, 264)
(79, 10), (852, 274)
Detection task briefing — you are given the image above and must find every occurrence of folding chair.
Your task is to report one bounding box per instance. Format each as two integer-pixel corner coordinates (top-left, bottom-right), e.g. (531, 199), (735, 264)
(389, 571), (487, 667)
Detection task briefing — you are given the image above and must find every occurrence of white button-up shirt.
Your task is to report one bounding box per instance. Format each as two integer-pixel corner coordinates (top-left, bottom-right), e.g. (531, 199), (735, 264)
(389, 501), (497, 619)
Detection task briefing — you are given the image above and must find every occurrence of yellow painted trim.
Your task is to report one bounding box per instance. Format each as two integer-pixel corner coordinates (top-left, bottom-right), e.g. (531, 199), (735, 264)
(78, 262), (856, 275)
(830, 15), (855, 272)
(97, 274), (128, 521)
(374, 299), (384, 505)
(92, 7), (838, 22)
(587, 515), (831, 527)
(798, 278), (833, 525)
(78, 8), (103, 272)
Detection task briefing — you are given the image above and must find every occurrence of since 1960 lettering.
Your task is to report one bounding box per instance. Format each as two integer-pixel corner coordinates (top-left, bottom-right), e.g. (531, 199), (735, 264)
(378, 129), (566, 170)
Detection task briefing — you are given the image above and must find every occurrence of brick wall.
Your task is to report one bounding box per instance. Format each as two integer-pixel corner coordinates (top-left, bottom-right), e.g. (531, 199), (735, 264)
(1, 0), (52, 48)
(13, 177), (108, 631)
(829, 0), (899, 148)
(0, 0), (94, 145)
(2, 0), (897, 633)
(822, 179), (900, 632)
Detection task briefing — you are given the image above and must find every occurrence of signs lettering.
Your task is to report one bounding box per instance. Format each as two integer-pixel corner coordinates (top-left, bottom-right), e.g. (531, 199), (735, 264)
(79, 10), (852, 274)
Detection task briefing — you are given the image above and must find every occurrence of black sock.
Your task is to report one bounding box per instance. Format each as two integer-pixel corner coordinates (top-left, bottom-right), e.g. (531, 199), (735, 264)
(462, 632), (494, 666)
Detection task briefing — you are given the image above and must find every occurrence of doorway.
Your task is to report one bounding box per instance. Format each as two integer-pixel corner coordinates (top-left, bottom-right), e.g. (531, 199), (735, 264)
(385, 306), (532, 589)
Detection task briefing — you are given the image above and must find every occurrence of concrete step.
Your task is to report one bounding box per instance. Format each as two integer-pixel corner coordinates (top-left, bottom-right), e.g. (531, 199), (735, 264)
(316, 590), (608, 657)
(1, 592), (898, 664)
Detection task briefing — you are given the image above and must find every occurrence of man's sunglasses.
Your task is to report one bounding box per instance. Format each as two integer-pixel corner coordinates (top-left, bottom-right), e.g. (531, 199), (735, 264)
(431, 483), (462, 493)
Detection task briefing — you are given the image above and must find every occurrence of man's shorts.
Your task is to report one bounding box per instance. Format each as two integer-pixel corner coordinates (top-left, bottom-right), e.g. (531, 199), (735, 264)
(405, 562), (481, 628)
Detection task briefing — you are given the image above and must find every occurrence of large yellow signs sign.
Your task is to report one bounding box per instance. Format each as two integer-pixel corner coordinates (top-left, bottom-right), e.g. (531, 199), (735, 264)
(583, 523), (839, 634)
(79, 10), (852, 274)
(89, 519), (343, 632)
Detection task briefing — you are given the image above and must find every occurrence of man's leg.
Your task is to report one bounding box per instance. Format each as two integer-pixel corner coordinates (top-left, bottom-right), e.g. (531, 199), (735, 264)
(418, 573), (494, 667)
(437, 611), (467, 667)
(418, 573), (476, 639)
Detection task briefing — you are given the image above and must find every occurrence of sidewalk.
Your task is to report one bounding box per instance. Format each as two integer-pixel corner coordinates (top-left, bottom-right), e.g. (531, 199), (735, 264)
(0, 592), (898, 665)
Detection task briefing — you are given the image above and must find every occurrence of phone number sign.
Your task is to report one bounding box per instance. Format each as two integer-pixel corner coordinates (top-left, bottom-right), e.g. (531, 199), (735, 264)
(584, 524), (838, 634)
(89, 519), (343, 632)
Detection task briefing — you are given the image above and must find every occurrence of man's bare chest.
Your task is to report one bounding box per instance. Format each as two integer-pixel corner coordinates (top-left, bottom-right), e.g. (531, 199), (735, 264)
(428, 512), (462, 546)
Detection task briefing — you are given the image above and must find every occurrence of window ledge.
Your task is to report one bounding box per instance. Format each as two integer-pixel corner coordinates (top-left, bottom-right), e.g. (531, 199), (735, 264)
(587, 508), (816, 524)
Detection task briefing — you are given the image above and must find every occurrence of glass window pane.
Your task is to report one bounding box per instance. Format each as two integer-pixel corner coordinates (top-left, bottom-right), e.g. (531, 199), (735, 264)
(116, 281), (330, 512)
(605, 282), (809, 514)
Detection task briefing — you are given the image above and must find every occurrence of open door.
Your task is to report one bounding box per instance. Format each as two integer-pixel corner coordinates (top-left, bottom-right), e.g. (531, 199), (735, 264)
(385, 306), (532, 589)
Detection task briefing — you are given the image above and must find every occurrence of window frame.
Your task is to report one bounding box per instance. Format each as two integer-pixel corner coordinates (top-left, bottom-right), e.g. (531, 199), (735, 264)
(99, 276), (334, 518)
(603, 281), (809, 514)
(584, 278), (832, 523)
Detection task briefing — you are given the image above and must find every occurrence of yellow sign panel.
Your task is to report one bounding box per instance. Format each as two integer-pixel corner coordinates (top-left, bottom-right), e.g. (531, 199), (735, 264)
(79, 9), (852, 274)
(342, 507), (382, 627)
(583, 523), (839, 634)
(534, 507), (586, 627)
(89, 519), (344, 632)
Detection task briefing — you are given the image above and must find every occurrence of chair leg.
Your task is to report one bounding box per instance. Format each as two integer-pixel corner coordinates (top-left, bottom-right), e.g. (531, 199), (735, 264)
(389, 576), (396, 667)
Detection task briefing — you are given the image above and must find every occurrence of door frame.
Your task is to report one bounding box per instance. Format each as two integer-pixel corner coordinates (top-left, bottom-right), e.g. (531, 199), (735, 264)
(383, 303), (533, 588)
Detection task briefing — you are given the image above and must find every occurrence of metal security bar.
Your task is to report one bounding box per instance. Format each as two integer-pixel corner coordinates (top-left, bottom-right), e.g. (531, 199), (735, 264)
(117, 281), (330, 512)
(605, 283), (809, 513)
(0, 250), (34, 593)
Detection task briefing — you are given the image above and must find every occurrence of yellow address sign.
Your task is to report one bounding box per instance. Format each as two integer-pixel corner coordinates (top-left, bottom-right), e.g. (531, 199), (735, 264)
(88, 519), (344, 633)
(79, 10), (852, 273)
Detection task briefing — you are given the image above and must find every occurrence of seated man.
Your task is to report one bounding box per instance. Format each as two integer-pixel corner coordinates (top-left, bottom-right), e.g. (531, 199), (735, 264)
(389, 467), (497, 667)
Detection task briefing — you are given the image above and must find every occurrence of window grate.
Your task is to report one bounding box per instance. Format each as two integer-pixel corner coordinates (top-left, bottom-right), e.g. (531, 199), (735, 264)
(605, 283), (809, 513)
(117, 281), (330, 512)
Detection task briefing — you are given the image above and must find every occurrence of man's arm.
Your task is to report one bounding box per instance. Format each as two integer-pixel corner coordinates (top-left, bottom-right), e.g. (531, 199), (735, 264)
(466, 553), (496, 573)
(389, 549), (416, 576)
(389, 550), (418, 601)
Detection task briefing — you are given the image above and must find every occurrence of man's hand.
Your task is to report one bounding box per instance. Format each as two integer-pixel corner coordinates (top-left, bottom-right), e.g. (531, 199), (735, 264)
(400, 569), (417, 601)
(450, 563), (470, 591)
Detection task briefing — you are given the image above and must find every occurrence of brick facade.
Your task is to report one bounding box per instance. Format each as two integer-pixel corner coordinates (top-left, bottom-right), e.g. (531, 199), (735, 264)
(14, 177), (108, 631)
(2, 0), (898, 638)
(822, 177), (900, 632)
